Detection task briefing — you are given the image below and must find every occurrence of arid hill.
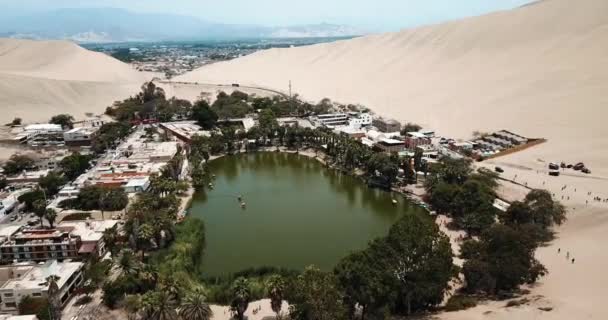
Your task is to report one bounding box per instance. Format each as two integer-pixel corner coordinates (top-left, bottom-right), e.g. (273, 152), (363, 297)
(0, 38), (149, 123)
(177, 0), (608, 175)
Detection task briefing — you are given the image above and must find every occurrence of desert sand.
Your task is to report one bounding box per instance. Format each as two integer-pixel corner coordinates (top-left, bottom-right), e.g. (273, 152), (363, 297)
(175, 0), (608, 319)
(159, 81), (279, 103)
(0, 38), (150, 124)
(176, 0), (608, 176)
(210, 299), (289, 320)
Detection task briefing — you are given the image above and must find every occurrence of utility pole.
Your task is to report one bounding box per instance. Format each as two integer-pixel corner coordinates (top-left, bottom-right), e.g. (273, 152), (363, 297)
(289, 80), (294, 115)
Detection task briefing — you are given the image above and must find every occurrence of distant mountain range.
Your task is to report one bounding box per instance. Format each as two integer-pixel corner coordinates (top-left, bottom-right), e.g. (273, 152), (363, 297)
(0, 8), (366, 43)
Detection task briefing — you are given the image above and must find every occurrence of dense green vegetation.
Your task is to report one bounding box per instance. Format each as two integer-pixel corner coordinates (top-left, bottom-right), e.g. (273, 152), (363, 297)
(89, 82), (567, 319)
(59, 152), (94, 180)
(50, 114), (75, 129)
(2, 154), (36, 175)
(18, 296), (52, 320)
(59, 185), (128, 214)
(425, 159), (499, 236)
(17, 189), (46, 212)
(91, 122), (133, 154)
(333, 212), (456, 318)
(38, 171), (66, 197)
(424, 157), (565, 300)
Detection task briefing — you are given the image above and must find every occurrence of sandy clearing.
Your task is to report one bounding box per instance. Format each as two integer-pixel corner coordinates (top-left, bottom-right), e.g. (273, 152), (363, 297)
(210, 299), (289, 320)
(158, 81), (279, 103)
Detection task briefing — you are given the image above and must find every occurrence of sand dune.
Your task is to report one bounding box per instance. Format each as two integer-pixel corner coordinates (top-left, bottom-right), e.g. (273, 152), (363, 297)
(176, 1), (608, 318)
(177, 0), (608, 175)
(0, 38), (149, 124)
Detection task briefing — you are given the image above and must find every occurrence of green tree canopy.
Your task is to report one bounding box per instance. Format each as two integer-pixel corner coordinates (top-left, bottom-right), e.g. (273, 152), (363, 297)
(230, 277), (251, 320)
(266, 275), (286, 319)
(385, 213), (456, 315)
(3, 154), (36, 175)
(179, 287), (213, 320)
(289, 266), (346, 320)
(50, 114), (75, 129)
(461, 224), (546, 294)
(211, 91), (252, 119)
(59, 152), (94, 180)
(71, 185), (128, 211)
(192, 99), (218, 130)
(38, 171), (67, 197)
(92, 122), (132, 154)
(18, 189), (45, 212)
(18, 295), (51, 320)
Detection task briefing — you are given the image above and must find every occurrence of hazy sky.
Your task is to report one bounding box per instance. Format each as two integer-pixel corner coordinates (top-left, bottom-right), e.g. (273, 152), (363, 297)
(5, 0), (532, 31)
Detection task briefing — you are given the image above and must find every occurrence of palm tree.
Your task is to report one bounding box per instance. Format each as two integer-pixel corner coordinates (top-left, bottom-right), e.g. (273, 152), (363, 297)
(32, 199), (46, 228)
(99, 189), (107, 220)
(138, 264), (159, 290)
(117, 249), (140, 276)
(140, 290), (178, 320)
(137, 223), (155, 261)
(103, 225), (120, 257)
(230, 277), (251, 320)
(44, 208), (57, 228)
(122, 294), (141, 320)
(266, 275), (286, 319)
(179, 287), (213, 320)
(46, 275), (62, 320)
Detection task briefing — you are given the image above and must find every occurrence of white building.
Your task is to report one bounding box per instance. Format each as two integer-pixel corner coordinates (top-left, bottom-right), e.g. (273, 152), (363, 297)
(63, 127), (100, 146)
(58, 220), (120, 258)
(23, 124), (63, 135)
(348, 113), (372, 128)
(123, 177), (151, 193)
(313, 113), (349, 127)
(16, 124), (64, 146)
(0, 261), (84, 314)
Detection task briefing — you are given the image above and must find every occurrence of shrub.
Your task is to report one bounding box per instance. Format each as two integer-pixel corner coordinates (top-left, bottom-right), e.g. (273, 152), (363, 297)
(61, 212), (92, 221)
(445, 294), (477, 312)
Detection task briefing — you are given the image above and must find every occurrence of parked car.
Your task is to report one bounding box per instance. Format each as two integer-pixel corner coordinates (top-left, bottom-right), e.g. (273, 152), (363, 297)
(582, 168), (591, 174)
(573, 162), (585, 171)
(548, 163), (560, 170)
(495, 166), (504, 173)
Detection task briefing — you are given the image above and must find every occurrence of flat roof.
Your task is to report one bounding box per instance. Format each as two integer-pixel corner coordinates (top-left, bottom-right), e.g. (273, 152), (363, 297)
(65, 127), (98, 134)
(58, 220), (119, 242)
(407, 132), (427, 138)
(379, 138), (405, 145)
(24, 124), (62, 131)
(0, 261), (83, 292)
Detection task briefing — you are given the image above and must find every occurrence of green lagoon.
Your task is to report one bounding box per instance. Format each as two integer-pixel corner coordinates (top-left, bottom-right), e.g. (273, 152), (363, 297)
(189, 152), (423, 276)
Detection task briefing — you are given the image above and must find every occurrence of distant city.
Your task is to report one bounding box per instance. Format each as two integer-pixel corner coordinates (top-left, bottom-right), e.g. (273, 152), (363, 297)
(84, 37), (354, 79)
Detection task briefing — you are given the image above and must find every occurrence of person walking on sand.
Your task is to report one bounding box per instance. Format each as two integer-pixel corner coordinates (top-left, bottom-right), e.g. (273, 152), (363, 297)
(566, 251), (570, 260)
(572, 258), (575, 264)
(558, 248), (561, 254)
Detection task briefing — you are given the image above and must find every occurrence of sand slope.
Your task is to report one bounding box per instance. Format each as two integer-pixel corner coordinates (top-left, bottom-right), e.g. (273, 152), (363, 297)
(177, 0), (608, 175)
(0, 38), (149, 124)
(177, 1), (608, 319)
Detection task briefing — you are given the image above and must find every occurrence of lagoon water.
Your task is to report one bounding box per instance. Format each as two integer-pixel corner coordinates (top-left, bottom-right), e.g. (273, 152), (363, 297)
(190, 152), (423, 276)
